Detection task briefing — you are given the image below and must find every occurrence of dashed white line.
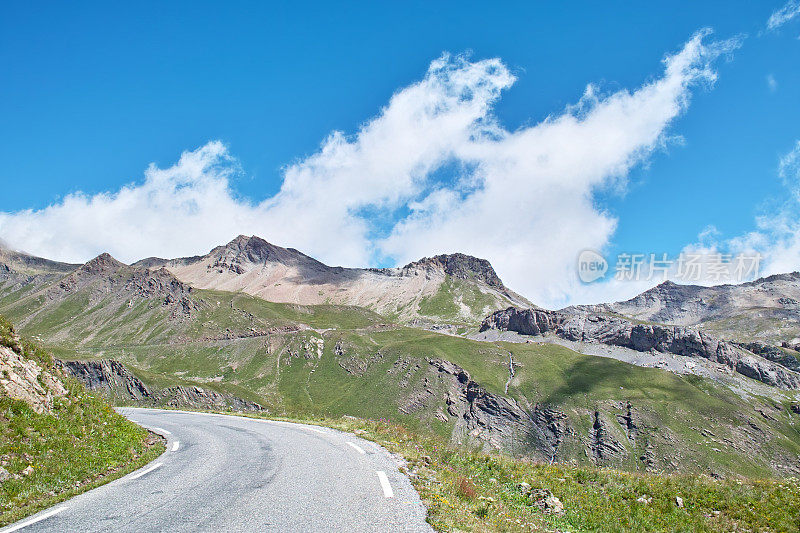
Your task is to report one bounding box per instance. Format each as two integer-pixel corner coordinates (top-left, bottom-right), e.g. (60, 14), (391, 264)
(129, 462), (163, 480)
(2, 506), (67, 532)
(346, 442), (366, 454)
(171, 440), (180, 452)
(151, 427), (171, 435)
(376, 471), (394, 498)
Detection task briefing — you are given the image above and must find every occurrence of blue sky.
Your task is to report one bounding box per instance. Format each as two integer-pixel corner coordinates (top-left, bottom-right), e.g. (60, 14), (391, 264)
(2, 1), (800, 306)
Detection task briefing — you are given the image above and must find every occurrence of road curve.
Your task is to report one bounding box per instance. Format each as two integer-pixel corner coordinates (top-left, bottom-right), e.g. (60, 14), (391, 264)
(3, 408), (432, 532)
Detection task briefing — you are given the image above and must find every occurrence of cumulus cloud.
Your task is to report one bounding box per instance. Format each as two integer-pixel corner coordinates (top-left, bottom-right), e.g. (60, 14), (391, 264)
(0, 30), (740, 308)
(685, 141), (800, 281)
(767, 0), (800, 30)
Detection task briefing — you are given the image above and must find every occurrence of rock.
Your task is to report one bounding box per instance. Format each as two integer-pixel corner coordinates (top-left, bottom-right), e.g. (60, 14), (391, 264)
(518, 482), (532, 494)
(402, 253), (505, 289)
(0, 345), (67, 413)
(56, 359), (150, 401)
(738, 342), (800, 372)
(480, 306), (800, 389)
(429, 358), (567, 460)
(543, 494), (564, 514)
(675, 496), (684, 508)
(0, 466), (9, 482)
(528, 489), (564, 514)
(21, 465), (34, 476)
(420, 455), (432, 465)
(57, 359), (264, 412)
(636, 495), (652, 504)
(590, 411), (626, 461)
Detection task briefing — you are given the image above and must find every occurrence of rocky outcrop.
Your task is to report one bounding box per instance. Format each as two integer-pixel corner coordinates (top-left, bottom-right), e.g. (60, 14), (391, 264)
(590, 411), (626, 461)
(402, 253), (505, 289)
(596, 274), (800, 341)
(480, 307), (561, 336)
(57, 359), (263, 412)
(1, 346), (67, 413)
(481, 307), (800, 389)
(155, 385), (263, 412)
(50, 254), (197, 319)
(429, 358), (567, 461)
(737, 342), (800, 372)
(56, 359), (150, 401)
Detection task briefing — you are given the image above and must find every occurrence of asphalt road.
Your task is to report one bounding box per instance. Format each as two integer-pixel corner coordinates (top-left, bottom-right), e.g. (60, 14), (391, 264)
(3, 408), (432, 532)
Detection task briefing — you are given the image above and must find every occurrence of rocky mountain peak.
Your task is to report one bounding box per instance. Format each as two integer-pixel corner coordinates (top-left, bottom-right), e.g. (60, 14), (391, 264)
(0, 246), (79, 275)
(210, 235), (326, 274)
(404, 253), (504, 288)
(78, 253), (126, 276)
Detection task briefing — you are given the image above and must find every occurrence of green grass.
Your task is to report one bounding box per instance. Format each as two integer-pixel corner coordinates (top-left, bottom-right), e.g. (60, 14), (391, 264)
(51, 318), (800, 479)
(417, 277), (504, 322)
(0, 316), (165, 526)
(229, 411), (800, 532)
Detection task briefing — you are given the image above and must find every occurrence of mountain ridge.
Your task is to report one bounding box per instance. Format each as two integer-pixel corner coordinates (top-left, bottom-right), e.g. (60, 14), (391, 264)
(585, 272), (800, 342)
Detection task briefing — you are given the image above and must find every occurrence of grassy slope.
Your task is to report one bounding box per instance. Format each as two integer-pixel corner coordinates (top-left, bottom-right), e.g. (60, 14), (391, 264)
(306, 415), (800, 532)
(416, 276), (507, 324)
(0, 317), (164, 526)
(47, 314), (800, 478)
(3, 276), (800, 478)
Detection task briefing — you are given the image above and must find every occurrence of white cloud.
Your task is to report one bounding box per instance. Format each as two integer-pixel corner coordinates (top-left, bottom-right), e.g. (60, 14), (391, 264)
(767, 74), (778, 92)
(767, 0), (800, 30)
(0, 30), (740, 308)
(684, 141), (800, 281)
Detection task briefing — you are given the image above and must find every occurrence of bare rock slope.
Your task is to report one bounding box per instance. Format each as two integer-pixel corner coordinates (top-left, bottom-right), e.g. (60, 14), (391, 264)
(595, 274), (800, 342)
(57, 359), (264, 412)
(140, 235), (527, 322)
(481, 306), (800, 389)
(0, 345), (67, 413)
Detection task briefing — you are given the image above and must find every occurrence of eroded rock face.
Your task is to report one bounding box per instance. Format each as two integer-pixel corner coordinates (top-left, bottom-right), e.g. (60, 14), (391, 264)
(429, 358), (567, 461)
(57, 359), (263, 412)
(155, 385), (263, 412)
(738, 342), (800, 373)
(0, 346), (67, 413)
(480, 307), (800, 389)
(49, 253), (197, 320)
(56, 359), (150, 401)
(590, 411), (626, 461)
(402, 254), (505, 289)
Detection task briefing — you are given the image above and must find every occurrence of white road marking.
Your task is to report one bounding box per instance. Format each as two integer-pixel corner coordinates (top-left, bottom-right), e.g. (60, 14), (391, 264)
(346, 442), (366, 454)
(304, 427), (327, 434)
(171, 441), (180, 452)
(376, 471), (394, 498)
(129, 462), (163, 480)
(151, 427), (171, 435)
(2, 506), (67, 532)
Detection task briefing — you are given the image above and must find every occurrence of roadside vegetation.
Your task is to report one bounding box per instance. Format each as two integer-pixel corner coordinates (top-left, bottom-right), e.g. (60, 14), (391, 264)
(238, 412), (800, 532)
(0, 316), (164, 526)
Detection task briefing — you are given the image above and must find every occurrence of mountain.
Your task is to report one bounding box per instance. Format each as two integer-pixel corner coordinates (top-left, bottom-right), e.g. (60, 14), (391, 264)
(593, 274), (800, 343)
(4, 239), (800, 479)
(137, 235), (529, 323)
(478, 305), (800, 389)
(0, 250), (198, 347)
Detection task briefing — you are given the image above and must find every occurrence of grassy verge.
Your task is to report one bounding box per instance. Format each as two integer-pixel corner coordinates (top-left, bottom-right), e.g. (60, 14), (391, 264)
(0, 315), (166, 527)
(233, 411), (800, 532)
(0, 395), (165, 527)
